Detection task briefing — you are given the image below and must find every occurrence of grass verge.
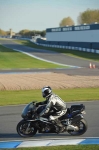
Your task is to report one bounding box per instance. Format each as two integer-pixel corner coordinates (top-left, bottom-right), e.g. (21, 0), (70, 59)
(14, 39), (99, 62)
(0, 44), (68, 69)
(6, 145), (99, 150)
(0, 88), (99, 106)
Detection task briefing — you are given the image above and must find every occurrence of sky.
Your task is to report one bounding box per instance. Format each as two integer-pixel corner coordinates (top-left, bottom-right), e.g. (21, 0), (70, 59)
(0, 0), (99, 33)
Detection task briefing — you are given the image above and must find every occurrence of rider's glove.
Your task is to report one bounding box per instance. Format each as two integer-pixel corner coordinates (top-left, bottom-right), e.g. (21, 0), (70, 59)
(35, 103), (39, 107)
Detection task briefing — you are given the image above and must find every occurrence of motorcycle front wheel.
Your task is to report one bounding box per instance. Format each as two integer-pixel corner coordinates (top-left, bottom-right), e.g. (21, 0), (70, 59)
(67, 119), (88, 136)
(16, 120), (37, 137)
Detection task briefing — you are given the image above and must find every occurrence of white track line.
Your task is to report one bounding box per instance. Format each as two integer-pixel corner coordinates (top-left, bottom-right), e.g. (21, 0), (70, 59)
(13, 48), (80, 68)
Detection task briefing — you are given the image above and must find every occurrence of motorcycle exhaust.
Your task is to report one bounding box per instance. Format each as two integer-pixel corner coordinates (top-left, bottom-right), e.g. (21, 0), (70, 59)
(66, 125), (79, 131)
(66, 115), (81, 131)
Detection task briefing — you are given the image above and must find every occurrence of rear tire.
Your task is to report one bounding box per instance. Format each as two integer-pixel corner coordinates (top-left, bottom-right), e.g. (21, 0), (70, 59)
(67, 119), (88, 136)
(16, 120), (37, 137)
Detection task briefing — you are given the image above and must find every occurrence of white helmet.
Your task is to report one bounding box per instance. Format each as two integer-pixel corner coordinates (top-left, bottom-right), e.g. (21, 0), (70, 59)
(42, 86), (52, 98)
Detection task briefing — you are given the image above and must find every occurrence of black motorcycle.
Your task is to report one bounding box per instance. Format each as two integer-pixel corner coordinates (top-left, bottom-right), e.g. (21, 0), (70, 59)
(16, 101), (87, 137)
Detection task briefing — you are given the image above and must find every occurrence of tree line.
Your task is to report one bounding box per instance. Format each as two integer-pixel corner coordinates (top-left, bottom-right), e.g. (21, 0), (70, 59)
(0, 29), (46, 37)
(0, 9), (99, 36)
(0, 29), (10, 36)
(60, 9), (99, 26)
(18, 30), (46, 37)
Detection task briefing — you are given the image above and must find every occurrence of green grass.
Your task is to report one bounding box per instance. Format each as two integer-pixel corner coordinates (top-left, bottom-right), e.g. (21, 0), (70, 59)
(14, 39), (99, 62)
(0, 88), (99, 106)
(0, 44), (68, 69)
(4, 145), (99, 150)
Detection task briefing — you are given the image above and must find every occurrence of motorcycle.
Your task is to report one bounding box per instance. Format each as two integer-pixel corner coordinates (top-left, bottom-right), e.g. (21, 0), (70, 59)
(16, 101), (88, 137)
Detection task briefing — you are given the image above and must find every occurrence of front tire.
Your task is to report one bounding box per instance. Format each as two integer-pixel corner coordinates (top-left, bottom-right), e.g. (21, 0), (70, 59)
(67, 119), (88, 136)
(16, 120), (37, 137)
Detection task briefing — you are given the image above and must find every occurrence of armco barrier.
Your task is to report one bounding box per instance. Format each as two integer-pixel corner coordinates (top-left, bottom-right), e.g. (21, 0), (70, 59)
(16, 39), (99, 54)
(0, 138), (99, 148)
(37, 43), (99, 54)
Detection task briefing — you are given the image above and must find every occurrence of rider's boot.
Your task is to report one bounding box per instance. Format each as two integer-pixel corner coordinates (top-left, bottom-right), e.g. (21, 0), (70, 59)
(53, 119), (65, 133)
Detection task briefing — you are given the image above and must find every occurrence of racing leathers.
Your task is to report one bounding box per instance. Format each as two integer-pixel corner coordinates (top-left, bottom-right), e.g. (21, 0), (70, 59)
(36, 93), (67, 133)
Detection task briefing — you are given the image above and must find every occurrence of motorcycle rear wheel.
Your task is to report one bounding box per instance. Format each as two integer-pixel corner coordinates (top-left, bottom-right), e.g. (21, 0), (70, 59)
(16, 120), (37, 137)
(67, 119), (87, 136)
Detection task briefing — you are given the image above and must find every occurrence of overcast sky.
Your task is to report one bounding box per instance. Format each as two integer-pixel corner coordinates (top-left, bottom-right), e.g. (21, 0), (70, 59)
(0, 0), (99, 32)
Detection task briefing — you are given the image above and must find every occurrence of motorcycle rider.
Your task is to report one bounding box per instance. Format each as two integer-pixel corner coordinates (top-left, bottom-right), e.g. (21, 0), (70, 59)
(36, 86), (67, 133)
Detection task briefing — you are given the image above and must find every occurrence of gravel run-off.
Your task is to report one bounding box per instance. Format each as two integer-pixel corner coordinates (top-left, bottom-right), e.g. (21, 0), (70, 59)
(0, 72), (99, 91)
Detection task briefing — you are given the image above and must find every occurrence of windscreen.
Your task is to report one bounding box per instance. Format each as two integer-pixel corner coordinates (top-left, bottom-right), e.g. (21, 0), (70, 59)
(21, 102), (34, 118)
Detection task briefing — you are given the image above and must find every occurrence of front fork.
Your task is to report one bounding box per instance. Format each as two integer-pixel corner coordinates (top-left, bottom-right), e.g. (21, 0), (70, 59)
(25, 122), (31, 132)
